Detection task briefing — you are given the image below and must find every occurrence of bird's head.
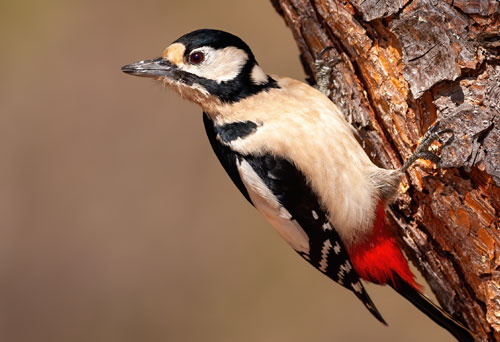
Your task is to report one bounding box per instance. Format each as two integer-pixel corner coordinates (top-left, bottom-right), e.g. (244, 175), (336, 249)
(122, 29), (278, 111)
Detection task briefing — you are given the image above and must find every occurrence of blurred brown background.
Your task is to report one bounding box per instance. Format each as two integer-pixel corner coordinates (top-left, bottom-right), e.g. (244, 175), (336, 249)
(0, 1), (451, 341)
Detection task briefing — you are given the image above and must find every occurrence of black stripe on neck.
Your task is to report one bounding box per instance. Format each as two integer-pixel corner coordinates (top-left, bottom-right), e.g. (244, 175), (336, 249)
(168, 63), (280, 103)
(215, 121), (259, 143)
(196, 72), (279, 103)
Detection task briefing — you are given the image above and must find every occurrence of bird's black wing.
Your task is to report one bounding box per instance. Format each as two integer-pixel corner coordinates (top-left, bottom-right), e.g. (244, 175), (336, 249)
(203, 113), (386, 324)
(203, 113), (252, 204)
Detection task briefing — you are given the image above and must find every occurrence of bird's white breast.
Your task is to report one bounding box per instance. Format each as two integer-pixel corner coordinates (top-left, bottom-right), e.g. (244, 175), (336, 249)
(206, 76), (382, 246)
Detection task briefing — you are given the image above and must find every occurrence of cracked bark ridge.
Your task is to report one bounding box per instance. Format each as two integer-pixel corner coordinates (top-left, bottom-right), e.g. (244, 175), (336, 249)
(434, 64), (500, 186)
(271, 0), (500, 340)
(351, 0), (405, 21)
(453, 0), (500, 16)
(391, 8), (460, 98)
(390, 0), (481, 99)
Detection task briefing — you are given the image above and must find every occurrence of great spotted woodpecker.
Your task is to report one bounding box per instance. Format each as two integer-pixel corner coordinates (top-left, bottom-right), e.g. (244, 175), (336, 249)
(122, 29), (475, 341)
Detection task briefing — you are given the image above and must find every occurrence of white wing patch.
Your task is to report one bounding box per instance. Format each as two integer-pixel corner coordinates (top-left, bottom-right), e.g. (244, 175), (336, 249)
(319, 239), (332, 273)
(237, 159), (310, 254)
(332, 241), (341, 254)
(322, 222), (332, 231)
(337, 260), (353, 285)
(352, 281), (363, 294)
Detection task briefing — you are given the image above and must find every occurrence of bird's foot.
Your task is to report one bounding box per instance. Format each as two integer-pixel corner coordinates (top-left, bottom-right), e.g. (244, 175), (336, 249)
(314, 46), (340, 98)
(400, 121), (454, 173)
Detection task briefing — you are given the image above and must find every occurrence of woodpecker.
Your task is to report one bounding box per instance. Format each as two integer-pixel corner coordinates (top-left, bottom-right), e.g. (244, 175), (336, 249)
(122, 29), (474, 341)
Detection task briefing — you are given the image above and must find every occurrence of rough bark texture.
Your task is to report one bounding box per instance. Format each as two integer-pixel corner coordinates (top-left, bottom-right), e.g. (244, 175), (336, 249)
(270, 0), (500, 340)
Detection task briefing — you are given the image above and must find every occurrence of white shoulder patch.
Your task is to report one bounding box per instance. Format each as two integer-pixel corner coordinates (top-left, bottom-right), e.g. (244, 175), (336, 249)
(250, 65), (268, 85)
(237, 159), (310, 254)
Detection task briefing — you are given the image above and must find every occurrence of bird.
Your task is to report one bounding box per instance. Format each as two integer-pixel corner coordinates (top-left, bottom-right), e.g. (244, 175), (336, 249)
(122, 29), (474, 341)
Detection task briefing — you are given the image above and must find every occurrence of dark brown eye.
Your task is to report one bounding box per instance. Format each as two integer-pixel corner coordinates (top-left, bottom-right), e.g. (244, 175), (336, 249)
(189, 52), (204, 64)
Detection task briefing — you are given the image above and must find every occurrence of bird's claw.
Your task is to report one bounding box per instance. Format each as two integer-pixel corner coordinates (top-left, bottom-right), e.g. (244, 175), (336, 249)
(314, 46), (340, 97)
(317, 46), (337, 60)
(400, 122), (455, 172)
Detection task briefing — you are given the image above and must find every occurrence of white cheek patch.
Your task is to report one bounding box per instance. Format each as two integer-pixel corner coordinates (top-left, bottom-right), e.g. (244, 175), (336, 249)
(237, 159), (310, 254)
(250, 65), (268, 85)
(179, 46), (248, 83)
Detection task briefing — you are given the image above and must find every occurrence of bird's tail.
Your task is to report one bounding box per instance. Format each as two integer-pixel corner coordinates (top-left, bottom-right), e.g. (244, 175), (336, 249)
(390, 274), (476, 342)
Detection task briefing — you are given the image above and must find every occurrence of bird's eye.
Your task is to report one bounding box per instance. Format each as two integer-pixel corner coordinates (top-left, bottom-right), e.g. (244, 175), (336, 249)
(189, 52), (204, 65)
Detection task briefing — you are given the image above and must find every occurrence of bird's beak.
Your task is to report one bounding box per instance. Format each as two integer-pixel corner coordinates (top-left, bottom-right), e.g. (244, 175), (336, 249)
(121, 58), (175, 78)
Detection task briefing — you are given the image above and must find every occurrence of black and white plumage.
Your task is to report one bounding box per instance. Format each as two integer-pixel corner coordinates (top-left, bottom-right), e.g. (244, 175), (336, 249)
(203, 112), (385, 323)
(122, 29), (475, 341)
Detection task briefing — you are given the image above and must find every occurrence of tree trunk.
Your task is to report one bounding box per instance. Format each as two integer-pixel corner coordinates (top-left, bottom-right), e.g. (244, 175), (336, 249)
(270, 0), (500, 340)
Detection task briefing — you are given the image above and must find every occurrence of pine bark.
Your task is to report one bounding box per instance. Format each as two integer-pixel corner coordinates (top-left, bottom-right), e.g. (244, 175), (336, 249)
(270, 0), (500, 340)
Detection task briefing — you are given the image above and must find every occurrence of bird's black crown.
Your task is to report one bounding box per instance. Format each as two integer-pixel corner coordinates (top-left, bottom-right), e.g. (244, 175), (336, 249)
(174, 29), (256, 63)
